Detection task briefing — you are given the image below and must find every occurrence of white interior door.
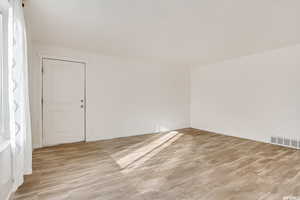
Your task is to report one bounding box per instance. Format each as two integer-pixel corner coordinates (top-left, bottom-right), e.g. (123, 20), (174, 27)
(42, 58), (85, 146)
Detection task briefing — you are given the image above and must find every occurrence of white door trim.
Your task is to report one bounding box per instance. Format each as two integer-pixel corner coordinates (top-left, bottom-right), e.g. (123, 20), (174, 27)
(41, 57), (87, 147)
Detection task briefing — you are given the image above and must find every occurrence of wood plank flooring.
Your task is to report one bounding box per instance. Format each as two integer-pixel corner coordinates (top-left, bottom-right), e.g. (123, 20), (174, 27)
(14, 128), (300, 200)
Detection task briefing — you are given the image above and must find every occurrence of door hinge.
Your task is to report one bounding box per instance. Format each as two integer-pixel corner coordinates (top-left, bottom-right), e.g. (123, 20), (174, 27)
(41, 98), (43, 104)
(42, 67), (44, 74)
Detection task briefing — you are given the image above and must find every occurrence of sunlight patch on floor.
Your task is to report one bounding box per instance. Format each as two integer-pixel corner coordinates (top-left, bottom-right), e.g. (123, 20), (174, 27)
(122, 132), (183, 174)
(114, 131), (183, 172)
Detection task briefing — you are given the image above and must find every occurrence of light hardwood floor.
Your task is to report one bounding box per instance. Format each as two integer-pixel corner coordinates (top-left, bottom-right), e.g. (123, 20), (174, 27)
(14, 128), (300, 200)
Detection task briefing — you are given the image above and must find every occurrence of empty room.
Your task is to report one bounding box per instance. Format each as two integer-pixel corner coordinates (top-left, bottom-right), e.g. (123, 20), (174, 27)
(1, 0), (300, 199)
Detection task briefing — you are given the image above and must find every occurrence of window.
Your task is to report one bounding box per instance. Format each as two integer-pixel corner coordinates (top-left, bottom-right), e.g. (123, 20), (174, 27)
(0, 5), (9, 145)
(0, 12), (4, 142)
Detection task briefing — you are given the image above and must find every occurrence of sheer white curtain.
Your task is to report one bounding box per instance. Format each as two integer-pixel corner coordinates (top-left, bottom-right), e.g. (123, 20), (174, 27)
(8, 0), (32, 190)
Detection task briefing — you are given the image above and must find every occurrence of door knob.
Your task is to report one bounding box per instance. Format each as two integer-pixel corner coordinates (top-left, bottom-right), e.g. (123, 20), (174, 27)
(80, 99), (84, 103)
(80, 105), (84, 108)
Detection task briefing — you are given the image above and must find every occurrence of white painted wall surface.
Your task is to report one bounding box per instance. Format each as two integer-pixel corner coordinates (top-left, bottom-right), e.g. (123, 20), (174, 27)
(30, 43), (190, 148)
(191, 44), (300, 143)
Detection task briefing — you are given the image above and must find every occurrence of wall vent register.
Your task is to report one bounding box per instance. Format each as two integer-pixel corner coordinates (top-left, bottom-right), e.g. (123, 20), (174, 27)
(271, 136), (300, 149)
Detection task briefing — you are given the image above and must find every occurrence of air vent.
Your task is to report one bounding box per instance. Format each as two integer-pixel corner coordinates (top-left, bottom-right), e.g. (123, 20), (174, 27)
(271, 136), (300, 149)
(284, 138), (290, 146)
(271, 136), (277, 144)
(291, 140), (298, 149)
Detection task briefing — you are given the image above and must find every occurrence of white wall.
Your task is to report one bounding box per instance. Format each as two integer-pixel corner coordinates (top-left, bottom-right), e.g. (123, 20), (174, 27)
(30, 43), (190, 148)
(191, 44), (300, 143)
(30, 37), (300, 148)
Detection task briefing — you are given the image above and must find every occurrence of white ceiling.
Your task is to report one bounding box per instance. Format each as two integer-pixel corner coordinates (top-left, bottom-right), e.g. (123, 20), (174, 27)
(25, 0), (300, 64)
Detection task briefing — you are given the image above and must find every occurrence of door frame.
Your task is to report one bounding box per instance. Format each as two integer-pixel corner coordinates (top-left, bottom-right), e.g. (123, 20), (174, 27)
(41, 57), (87, 147)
